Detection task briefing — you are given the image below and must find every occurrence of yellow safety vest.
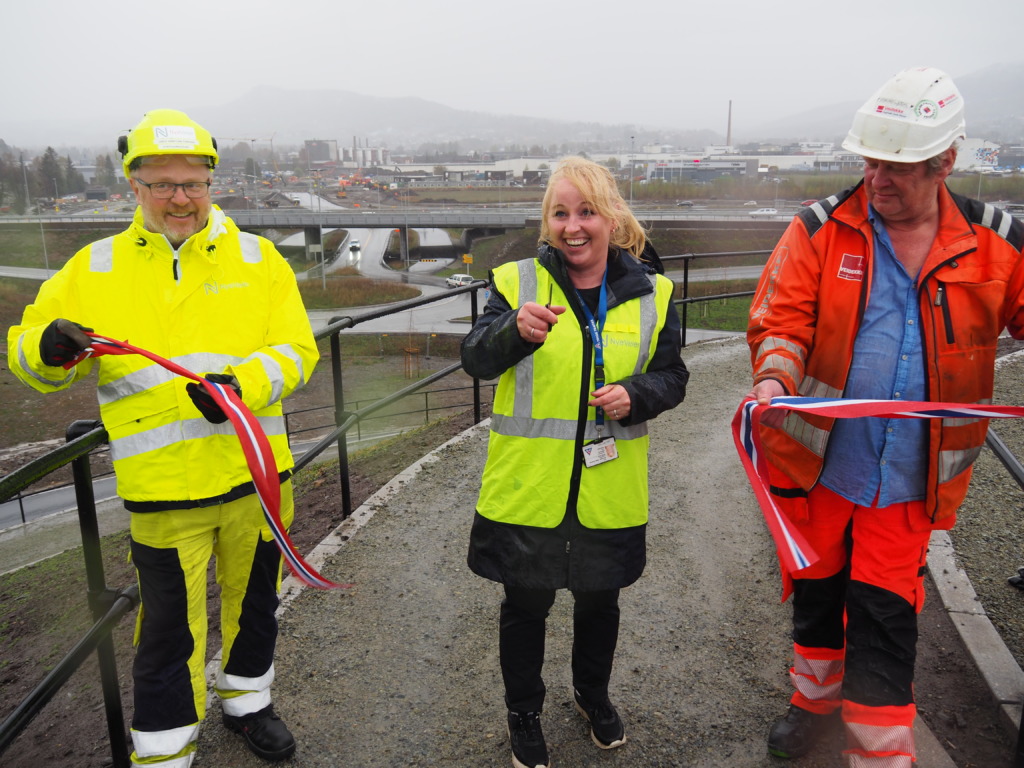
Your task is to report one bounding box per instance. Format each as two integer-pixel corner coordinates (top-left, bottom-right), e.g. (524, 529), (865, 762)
(476, 258), (673, 529)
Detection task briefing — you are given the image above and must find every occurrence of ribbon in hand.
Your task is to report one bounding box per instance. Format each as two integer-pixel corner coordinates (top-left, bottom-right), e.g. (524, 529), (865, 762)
(66, 332), (346, 590)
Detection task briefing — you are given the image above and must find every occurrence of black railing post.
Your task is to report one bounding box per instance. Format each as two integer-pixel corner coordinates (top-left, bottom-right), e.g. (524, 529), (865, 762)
(66, 420), (131, 768)
(681, 257), (690, 348)
(330, 332), (353, 518)
(470, 286), (482, 423)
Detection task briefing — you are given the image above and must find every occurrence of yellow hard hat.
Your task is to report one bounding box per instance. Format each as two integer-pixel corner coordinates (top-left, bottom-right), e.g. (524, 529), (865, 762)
(118, 109), (219, 178)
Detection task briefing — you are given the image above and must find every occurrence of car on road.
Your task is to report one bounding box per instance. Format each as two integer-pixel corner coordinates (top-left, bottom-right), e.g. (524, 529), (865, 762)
(801, 199), (819, 207)
(446, 273), (475, 288)
(748, 208), (779, 218)
(675, 200), (694, 207)
(743, 200), (759, 206)
(349, 239), (361, 251)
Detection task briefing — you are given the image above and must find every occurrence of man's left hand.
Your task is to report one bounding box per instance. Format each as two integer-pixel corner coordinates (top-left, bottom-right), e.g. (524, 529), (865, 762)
(186, 374), (241, 424)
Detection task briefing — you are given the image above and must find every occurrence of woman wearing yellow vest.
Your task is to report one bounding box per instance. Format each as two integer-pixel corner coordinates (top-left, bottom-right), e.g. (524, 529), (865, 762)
(461, 156), (689, 768)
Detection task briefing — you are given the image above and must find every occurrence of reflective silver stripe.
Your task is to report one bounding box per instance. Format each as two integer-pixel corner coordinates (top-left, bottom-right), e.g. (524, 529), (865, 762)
(942, 417), (984, 427)
(633, 277), (658, 375)
(782, 412), (829, 457)
(16, 335), (76, 388)
(845, 721), (915, 758)
(758, 336), (804, 357)
(807, 202), (829, 225)
(109, 415), (286, 462)
(89, 237), (115, 272)
(272, 343), (310, 387)
(98, 352), (245, 405)
(794, 655), (843, 685)
(791, 670), (841, 703)
(939, 446), (982, 483)
(239, 232), (264, 263)
(797, 375), (843, 399)
(943, 398), (991, 428)
(130, 723), (200, 760)
(513, 260), (539, 419)
(491, 412), (647, 441)
(247, 350), (287, 403)
(757, 336), (804, 383)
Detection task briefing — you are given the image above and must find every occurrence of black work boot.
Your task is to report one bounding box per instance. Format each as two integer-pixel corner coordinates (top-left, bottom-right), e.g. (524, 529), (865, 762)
(767, 704), (834, 758)
(223, 704), (296, 762)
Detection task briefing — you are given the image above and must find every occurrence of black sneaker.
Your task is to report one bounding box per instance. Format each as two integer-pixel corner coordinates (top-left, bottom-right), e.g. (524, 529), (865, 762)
(766, 704), (834, 758)
(223, 704), (297, 762)
(573, 688), (626, 749)
(507, 710), (549, 768)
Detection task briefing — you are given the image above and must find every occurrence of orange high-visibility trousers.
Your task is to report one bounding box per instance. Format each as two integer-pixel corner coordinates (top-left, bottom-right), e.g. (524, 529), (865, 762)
(781, 484), (929, 765)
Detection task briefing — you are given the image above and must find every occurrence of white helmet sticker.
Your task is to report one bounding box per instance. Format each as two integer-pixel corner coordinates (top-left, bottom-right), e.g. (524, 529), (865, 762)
(152, 125), (199, 150)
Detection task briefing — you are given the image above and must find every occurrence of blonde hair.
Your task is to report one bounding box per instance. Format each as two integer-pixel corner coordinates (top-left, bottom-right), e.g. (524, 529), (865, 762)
(539, 156), (647, 259)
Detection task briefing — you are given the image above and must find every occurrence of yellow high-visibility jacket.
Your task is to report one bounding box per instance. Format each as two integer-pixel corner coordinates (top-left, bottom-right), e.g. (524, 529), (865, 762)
(8, 206), (318, 506)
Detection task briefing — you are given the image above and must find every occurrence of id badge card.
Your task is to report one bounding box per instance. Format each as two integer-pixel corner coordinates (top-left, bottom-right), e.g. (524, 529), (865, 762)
(582, 437), (618, 468)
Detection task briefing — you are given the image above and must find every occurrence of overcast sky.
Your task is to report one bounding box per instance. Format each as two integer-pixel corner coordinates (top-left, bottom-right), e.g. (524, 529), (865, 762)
(4, 0), (1023, 147)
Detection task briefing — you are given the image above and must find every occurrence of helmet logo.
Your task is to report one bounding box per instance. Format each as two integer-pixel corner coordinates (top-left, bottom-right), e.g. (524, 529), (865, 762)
(153, 125), (199, 149)
(914, 100), (938, 120)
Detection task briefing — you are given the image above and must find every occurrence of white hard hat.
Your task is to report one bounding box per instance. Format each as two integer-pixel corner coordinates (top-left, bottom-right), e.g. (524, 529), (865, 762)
(842, 67), (966, 163)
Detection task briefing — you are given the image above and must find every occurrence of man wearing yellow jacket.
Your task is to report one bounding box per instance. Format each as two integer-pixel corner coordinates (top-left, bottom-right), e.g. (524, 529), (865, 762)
(8, 110), (318, 767)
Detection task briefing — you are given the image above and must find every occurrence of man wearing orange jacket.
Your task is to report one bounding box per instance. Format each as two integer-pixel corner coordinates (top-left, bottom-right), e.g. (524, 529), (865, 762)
(747, 67), (1024, 766)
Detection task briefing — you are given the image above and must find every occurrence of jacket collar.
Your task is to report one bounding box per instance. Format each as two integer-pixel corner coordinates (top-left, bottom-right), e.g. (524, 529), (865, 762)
(537, 244), (655, 310)
(833, 181), (978, 271)
(127, 204), (233, 258)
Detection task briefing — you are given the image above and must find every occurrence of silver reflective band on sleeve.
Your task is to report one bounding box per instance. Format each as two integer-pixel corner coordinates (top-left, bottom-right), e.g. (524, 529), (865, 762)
(97, 351), (246, 406)
(89, 237), (115, 273)
(939, 446), (983, 483)
(807, 203), (829, 225)
(16, 336), (76, 389)
(797, 375), (843, 399)
(239, 232), (264, 263)
(109, 415), (287, 462)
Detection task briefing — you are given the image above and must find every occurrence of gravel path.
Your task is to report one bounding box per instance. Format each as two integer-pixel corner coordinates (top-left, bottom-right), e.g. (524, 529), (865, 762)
(189, 337), (1021, 767)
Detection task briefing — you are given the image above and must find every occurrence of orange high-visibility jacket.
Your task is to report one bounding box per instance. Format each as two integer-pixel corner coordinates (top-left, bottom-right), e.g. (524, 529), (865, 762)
(748, 182), (1024, 525)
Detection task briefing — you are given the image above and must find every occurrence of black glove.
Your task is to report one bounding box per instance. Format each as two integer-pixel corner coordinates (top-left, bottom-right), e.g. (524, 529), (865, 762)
(186, 374), (241, 424)
(40, 319), (94, 366)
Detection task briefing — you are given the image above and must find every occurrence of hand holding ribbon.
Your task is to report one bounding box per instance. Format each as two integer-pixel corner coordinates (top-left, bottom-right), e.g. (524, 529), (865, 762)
(733, 395), (1024, 591)
(66, 332), (346, 590)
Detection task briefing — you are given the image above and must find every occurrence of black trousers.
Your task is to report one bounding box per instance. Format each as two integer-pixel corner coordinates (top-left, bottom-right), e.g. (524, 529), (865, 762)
(499, 584), (620, 713)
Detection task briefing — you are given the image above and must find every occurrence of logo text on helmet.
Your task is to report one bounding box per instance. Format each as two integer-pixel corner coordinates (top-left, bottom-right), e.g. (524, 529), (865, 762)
(153, 125), (199, 149)
(914, 100), (938, 119)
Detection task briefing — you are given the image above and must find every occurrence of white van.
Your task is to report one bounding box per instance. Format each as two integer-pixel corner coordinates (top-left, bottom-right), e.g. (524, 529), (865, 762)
(446, 273), (474, 288)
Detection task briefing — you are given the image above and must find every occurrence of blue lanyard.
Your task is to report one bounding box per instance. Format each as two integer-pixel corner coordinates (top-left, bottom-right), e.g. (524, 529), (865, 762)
(576, 266), (609, 429)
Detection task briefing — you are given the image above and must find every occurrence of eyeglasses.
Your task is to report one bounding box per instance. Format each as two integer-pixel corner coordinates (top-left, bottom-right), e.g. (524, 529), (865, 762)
(133, 179), (211, 199)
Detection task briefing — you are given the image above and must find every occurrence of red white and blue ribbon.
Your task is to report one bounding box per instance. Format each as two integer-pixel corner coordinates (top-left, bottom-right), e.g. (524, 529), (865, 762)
(733, 395), (1024, 580)
(68, 332), (345, 590)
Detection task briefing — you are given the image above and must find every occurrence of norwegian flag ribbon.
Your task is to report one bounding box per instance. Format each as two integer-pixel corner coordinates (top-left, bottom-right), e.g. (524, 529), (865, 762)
(733, 395), (1024, 581)
(68, 332), (344, 590)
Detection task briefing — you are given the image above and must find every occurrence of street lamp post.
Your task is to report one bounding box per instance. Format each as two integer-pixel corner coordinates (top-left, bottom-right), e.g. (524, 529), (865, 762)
(629, 136), (635, 206)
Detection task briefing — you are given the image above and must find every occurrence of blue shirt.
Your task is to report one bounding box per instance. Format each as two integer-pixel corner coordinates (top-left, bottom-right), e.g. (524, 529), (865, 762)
(819, 207), (928, 506)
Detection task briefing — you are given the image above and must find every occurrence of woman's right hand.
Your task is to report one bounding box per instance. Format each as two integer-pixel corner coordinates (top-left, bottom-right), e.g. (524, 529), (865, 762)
(517, 302), (565, 343)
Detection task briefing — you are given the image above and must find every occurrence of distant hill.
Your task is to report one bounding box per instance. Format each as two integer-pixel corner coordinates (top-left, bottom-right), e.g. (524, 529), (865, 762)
(748, 61), (1024, 145)
(194, 85), (721, 152)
